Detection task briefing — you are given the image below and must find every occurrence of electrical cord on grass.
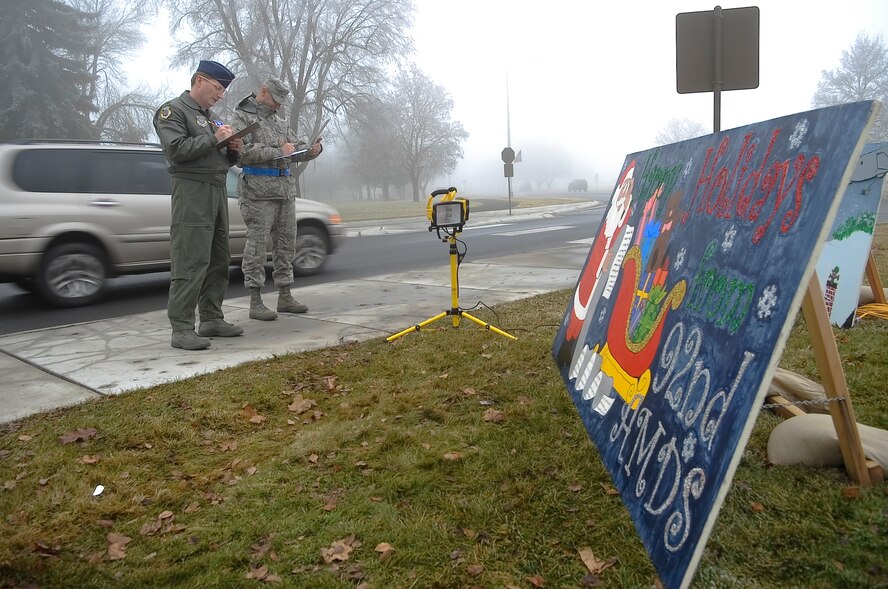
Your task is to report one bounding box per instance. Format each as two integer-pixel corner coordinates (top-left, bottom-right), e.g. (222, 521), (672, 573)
(856, 303), (888, 320)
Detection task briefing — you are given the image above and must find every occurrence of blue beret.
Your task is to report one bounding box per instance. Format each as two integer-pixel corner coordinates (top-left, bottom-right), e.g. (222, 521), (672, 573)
(196, 60), (235, 88)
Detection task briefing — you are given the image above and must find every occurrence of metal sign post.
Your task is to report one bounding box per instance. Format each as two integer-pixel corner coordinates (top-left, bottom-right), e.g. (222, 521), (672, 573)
(502, 146), (515, 214)
(676, 5), (760, 132)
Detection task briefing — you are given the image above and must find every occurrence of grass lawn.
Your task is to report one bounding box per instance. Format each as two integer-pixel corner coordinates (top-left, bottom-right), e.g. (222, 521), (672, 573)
(1, 231), (887, 588)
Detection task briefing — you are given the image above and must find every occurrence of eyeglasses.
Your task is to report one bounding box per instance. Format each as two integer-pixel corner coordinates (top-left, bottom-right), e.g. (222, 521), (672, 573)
(198, 75), (225, 93)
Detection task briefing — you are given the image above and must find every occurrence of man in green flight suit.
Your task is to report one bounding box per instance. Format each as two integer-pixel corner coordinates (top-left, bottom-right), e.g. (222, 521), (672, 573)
(234, 76), (323, 320)
(154, 60), (245, 350)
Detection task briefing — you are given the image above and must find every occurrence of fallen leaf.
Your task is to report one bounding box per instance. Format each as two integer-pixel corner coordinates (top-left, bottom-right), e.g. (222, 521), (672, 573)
(466, 564), (484, 576)
(288, 395), (317, 414)
(527, 575), (545, 587)
(324, 375), (338, 390)
(106, 532), (131, 561)
(578, 547), (617, 574)
(842, 487), (860, 499)
(375, 542), (394, 553)
(241, 405), (267, 424)
(308, 454), (319, 464)
(59, 428), (98, 445)
(139, 519), (163, 536)
(220, 440), (238, 452)
(18, 434), (33, 442)
(568, 483), (583, 492)
(482, 409), (505, 423)
(78, 454), (101, 464)
(33, 539), (61, 557)
(320, 536), (356, 563)
(443, 452), (463, 461)
(750, 501), (765, 513)
(600, 483), (619, 496)
(159, 511), (174, 520)
(246, 466), (258, 476)
(245, 564), (269, 580)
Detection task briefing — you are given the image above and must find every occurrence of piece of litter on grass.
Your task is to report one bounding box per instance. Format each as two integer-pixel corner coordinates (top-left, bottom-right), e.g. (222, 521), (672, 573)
(93, 484), (105, 497)
(479, 400), (494, 406)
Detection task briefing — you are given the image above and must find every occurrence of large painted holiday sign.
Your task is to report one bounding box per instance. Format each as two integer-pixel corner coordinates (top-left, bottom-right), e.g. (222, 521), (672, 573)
(552, 101), (878, 589)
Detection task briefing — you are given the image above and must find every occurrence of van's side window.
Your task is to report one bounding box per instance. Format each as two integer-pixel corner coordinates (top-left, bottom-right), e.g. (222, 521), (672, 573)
(12, 149), (86, 193)
(84, 151), (171, 195)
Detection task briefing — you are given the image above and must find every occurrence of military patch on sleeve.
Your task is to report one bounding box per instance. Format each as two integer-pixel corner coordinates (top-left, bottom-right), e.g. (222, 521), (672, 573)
(196, 115), (208, 127)
(159, 105), (172, 120)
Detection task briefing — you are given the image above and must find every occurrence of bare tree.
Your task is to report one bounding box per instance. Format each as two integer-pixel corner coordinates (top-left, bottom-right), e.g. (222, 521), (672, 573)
(67, 0), (160, 142)
(342, 96), (404, 199)
(162, 0), (414, 146)
(812, 32), (888, 141)
(518, 143), (572, 192)
(385, 65), (467, 201)
(654, 118), (708, 146)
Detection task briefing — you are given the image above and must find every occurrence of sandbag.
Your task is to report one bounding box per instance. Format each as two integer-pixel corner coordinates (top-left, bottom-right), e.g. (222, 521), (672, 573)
(767, 413), (888, 471)
(768, 367), (829, 414)
(859, 285), (888, 305)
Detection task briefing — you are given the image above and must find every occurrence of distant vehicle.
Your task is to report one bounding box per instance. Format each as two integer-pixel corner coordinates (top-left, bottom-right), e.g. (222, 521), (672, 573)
(0, 141), (344, 307)
(568, 179), (588, 192)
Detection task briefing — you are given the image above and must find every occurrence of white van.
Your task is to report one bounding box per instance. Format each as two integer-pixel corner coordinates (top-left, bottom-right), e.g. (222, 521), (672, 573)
(0, 141), (344, 307)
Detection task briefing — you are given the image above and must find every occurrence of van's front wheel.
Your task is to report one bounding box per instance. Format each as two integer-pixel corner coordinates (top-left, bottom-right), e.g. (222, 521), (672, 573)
(35, 243), (108, 307)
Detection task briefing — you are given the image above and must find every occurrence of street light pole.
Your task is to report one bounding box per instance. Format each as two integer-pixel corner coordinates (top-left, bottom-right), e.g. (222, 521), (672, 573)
(506, 71), (512, 214)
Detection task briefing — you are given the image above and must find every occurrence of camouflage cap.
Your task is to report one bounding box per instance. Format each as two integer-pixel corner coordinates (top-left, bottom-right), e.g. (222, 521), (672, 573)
(264, 77), (290, 104)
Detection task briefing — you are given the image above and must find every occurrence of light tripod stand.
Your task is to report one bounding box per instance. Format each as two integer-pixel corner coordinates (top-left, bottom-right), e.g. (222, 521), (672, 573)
(386, 188), (516, 343)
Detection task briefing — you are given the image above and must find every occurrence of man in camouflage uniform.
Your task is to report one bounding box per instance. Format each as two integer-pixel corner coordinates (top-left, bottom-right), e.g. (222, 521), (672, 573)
(234, 76), (323, 320)
(154, 60), (244, 350)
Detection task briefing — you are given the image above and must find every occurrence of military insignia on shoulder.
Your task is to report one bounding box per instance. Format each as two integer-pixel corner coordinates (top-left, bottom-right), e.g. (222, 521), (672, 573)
(159, 105), (172, 120)
(196, 115), (208, 127)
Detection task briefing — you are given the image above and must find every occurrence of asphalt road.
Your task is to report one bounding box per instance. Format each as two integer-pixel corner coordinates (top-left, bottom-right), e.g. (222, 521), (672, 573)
(0, 203), (605, 335)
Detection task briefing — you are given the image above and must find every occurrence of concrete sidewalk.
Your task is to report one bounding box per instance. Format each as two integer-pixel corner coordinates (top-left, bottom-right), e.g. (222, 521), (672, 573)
(0, 201), (599, 424)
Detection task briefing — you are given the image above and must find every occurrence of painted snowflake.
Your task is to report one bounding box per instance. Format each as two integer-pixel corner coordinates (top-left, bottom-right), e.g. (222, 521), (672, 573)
(682, 158), (694, 178)
(598, 307), (607, 324)
(682, 432), (697, 463)
(722, 225), (737, 252)
(757, 284), (778, 319)
(674, 247), (687, 271)
(789, 119), (809, 150)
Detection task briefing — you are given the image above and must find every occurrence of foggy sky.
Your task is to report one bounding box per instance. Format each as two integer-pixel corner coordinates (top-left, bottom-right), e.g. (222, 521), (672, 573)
(411, 0), (888, 195)
(132, 1), (888, 196)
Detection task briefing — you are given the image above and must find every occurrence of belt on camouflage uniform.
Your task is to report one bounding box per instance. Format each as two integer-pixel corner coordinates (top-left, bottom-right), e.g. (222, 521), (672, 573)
(242, 167), (291, 176)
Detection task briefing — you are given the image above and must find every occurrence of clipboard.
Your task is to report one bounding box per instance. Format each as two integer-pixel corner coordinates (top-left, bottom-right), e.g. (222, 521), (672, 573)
(215, 121), (261, 149)
(270, 148), (310, 162)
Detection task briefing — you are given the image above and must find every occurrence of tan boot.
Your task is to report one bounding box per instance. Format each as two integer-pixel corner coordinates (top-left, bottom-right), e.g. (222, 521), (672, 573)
(171, 330), (211, 350)
(277, 285), (308, 313)
(249, 288), (278, 321)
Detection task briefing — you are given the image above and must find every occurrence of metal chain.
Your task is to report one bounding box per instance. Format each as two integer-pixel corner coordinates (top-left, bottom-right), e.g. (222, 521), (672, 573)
(761, 396), (846, 410)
